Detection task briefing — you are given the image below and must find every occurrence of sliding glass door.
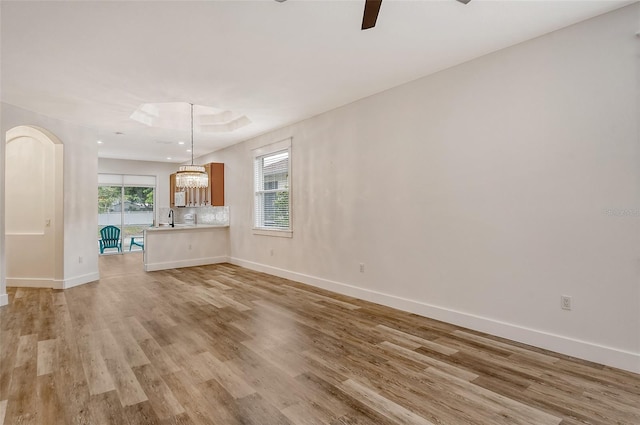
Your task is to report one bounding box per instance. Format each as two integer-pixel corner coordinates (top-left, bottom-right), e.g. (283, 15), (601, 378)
(98, 185), (124, 254)
(123, 187), (154, 252)
(98, 174), (156, 254)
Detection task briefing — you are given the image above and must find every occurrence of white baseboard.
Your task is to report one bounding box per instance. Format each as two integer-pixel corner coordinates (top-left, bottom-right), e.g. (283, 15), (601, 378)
(7, 273), (99, 290)
(229, 257), (640, 374)
(6, 277), (59, 289)
(0, 293), (8, 307)
(63, 272), (99, 289)
(145, 256), (229, 272)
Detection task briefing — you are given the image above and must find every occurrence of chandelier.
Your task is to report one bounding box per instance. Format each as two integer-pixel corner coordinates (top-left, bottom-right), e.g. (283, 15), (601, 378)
(176, 103), (209, 189)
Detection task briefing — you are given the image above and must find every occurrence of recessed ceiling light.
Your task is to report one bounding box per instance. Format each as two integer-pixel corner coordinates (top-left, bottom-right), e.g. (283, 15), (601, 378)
(97, 140), (103, 144)
(186, 149), (192, 152)
(167, 157), (172, 160)
(178, 141), (185, 145)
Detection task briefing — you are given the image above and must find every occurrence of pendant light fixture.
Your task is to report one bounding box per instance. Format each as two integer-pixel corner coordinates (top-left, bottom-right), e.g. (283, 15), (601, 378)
(175, 103), (209, 189)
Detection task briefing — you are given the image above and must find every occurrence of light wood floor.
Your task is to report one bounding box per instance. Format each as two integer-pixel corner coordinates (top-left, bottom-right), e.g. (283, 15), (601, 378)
(1, 253), (639, 425)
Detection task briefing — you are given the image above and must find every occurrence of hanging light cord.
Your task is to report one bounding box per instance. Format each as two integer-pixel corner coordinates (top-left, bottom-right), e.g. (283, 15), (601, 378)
(190, 103), (194, 166)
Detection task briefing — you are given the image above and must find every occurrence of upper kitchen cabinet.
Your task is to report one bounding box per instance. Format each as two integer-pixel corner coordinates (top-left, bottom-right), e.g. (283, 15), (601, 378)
(169, 173), (177, 208)
(206, 163), (225, 206)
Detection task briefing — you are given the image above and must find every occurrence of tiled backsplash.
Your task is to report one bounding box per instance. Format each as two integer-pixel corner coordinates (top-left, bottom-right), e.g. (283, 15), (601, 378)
(158, 206), (229, 226)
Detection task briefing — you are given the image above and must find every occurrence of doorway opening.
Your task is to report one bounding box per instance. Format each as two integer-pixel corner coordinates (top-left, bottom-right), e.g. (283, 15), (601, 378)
(98, 174), (156, 255)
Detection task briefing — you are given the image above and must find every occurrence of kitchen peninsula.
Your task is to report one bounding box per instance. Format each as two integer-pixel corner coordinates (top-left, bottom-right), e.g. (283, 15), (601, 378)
(143, 206), (229, 271)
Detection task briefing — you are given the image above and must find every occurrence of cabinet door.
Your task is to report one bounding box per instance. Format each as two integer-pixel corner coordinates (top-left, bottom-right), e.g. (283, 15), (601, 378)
(169, 173), (176, 207)
(209, 163), (224, 206)
(203, 163), (211, 205)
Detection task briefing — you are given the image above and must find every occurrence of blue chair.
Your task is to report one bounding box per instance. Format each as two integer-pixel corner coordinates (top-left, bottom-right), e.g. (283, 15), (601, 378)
(129, 236), (144, 251)
(99, 225), (121, 253)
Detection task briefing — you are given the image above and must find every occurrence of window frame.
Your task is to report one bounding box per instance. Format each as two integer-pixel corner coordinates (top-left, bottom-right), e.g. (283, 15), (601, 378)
(252, 138), (292, 238)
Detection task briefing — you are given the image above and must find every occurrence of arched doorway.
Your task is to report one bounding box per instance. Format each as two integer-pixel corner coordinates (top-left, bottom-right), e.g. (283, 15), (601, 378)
(5, 125), (63, 287)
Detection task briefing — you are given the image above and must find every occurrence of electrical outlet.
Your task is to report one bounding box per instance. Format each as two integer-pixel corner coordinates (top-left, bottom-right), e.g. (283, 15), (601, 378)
(561, 295), (572, 311)
(78, 256), (83, 264)
(359, 263), (365, 273)
(188, 244), (192, 250)
(270, 249), (274, 256)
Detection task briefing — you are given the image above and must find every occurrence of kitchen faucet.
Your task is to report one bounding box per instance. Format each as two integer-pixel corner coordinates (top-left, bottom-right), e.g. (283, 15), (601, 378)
(169, 209), (174, 228)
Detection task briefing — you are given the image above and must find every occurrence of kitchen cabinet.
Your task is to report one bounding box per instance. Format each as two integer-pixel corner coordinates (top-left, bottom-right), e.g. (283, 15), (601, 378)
(169, 173), (177, 208)
(206, 163), (225, 206)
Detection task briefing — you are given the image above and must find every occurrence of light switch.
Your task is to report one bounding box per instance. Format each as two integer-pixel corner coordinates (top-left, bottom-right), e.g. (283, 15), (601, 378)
(45, 219), (51, 227)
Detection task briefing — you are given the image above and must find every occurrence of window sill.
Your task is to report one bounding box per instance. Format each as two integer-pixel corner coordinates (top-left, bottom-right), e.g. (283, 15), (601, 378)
(252, 228), (293, 238)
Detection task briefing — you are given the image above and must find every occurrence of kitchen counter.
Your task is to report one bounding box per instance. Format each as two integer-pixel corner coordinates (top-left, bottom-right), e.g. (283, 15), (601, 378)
(146, 224), (229, 232)
(143, 224), (229, 271)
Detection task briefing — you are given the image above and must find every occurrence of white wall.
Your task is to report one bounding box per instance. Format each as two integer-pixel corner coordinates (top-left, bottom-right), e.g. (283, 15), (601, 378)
(201, 4), (640, 372)
(0, 6), (5, 305)
(1, 102), (100, 292)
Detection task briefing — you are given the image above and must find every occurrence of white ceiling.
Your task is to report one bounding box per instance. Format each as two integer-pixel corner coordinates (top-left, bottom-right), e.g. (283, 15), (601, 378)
(1, 0), (631, 163)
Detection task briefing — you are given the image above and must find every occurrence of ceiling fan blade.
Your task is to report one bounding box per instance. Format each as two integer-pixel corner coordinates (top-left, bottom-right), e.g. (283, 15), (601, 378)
(362, 0), (382, 30)
(456, 0), (472, 4)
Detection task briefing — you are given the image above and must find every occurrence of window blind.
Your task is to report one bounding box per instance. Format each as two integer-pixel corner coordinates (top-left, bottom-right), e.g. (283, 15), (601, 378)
(254, 149), (290, 230)
(98, 174), (156, 186)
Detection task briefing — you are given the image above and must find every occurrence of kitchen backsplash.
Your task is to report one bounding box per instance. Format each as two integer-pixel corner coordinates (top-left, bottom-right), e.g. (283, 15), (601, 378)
(158, 206), (229, 226)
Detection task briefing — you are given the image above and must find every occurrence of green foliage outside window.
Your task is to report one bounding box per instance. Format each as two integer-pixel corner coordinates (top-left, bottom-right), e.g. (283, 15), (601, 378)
(274, 189), (289, 228)
(98, 186), (154, 213)
(125, 187), (154, 210)
(98, 186), (121, 213)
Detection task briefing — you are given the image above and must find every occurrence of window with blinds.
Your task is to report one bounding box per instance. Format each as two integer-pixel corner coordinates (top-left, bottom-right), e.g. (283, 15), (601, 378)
(254, 148), (290, 232)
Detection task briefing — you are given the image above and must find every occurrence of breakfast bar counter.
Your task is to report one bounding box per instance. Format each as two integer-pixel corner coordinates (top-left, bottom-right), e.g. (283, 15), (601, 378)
(143, 224), (229, 271)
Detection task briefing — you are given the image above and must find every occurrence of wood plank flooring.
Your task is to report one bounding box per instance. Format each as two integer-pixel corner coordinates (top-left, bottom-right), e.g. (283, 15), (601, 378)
(1, 253), (639, 424)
